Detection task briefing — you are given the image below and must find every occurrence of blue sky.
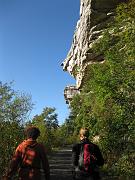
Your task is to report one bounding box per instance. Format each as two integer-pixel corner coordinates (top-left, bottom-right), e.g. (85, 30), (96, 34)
(0, 0), (80, 124)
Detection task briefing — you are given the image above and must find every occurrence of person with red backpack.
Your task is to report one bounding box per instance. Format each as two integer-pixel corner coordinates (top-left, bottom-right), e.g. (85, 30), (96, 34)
(4, 126), (50, 180)
(72, 128), (104, 180)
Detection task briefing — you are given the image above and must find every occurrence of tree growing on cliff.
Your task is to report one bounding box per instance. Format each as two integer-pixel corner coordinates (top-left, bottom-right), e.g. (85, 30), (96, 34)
(69, 0), (135, 177)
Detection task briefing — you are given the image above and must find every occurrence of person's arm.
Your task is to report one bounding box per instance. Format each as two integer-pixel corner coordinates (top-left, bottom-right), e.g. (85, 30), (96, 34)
(6, 147), (21, 178)
(72, 144), (79, 167)
(39, 144), (50, 180)
(94, 145), (104, 166)
(72, 144), (80, 179)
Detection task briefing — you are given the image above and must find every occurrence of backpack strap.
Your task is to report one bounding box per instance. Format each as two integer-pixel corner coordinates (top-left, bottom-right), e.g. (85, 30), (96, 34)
(78, 143), (84, 170)
(20, 145), (30, 168)
(20, 143), (38, 168)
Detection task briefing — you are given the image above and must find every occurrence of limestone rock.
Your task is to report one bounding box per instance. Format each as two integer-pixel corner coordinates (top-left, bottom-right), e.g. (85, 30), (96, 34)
(62, 0), (127, 89)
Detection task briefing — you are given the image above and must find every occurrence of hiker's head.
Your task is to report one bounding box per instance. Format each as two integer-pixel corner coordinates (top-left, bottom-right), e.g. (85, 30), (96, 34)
(25, 126), (40, 140)
(79, 128), (89, 140)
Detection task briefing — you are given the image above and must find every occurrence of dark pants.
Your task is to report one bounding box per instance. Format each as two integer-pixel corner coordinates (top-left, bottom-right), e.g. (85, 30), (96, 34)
(73, 167), (101, 180)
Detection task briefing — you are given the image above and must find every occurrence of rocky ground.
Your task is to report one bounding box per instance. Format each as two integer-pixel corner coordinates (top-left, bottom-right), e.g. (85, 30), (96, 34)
(49, 146), (73, 180)
(48, 146), (133, 180)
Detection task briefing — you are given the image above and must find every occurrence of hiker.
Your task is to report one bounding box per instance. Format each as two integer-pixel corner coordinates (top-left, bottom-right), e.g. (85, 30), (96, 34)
(72, 128), (104, 180)
(3, 126), (50, 180)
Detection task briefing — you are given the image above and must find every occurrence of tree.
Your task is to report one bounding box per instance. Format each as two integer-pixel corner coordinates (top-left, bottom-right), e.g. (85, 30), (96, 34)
(42, 107), (59, 129)
(29, 107), (58, 150)
(0, 82), (33, 176)
(58, 117), (77, 145)
(0, 82), (33, 123)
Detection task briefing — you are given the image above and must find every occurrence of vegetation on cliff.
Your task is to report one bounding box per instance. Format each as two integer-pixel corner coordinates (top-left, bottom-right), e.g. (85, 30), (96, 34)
(0, 0), (134, 178)
(68, 0), (135, 176)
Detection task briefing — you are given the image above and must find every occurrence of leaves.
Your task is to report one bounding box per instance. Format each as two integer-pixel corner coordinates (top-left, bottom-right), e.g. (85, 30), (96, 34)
(29, 107), (58, 150)
(68, 0), (135, 176)
(0, 82), (32, 175)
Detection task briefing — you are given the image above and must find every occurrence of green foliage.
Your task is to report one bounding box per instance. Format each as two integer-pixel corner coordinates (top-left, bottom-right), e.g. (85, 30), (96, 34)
(69, 0), (135, 177)
(0, 82), (33, 123)
(29, 107), (59, 150)
(116, 0), (135, 22)
(42, 107), (58, 129)
(59, 117), (78, 145)
(0, 82), (32, 176)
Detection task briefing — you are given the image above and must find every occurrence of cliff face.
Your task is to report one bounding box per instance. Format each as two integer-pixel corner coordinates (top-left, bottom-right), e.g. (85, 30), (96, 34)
(62, 0), (127, 89)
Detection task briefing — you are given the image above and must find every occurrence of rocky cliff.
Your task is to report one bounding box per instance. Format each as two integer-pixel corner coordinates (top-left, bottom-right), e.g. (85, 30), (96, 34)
(62, 0), (127, 89)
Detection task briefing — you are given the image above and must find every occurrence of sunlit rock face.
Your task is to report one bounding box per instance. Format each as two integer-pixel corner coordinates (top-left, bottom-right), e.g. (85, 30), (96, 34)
(64, 85), (80, 104)
(62, 0), (127, 89)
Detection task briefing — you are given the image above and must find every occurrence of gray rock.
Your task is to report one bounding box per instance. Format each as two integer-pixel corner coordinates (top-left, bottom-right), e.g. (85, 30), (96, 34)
(62, 0), (127, 89)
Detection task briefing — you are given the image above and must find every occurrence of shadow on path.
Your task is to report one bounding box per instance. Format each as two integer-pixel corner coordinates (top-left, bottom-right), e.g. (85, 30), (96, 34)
(49, 146), (73, 180)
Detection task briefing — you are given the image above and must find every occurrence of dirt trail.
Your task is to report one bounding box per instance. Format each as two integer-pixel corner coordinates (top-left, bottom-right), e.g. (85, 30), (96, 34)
(49, 146), (73, 180)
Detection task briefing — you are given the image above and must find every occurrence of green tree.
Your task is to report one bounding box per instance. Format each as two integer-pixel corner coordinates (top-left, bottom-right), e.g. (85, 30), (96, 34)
(0, 82), (33, 176)
(30, 107), (58, 150)
(58, 117), (77, 145)
(42, 107), (58, 129)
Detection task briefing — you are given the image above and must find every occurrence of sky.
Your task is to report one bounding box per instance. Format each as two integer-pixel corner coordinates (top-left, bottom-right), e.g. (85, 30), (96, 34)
(0, 0), (80, 124)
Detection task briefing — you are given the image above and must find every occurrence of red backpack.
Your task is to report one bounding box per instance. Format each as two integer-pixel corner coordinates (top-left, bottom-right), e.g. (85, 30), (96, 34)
(78, 143), (97, 173)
